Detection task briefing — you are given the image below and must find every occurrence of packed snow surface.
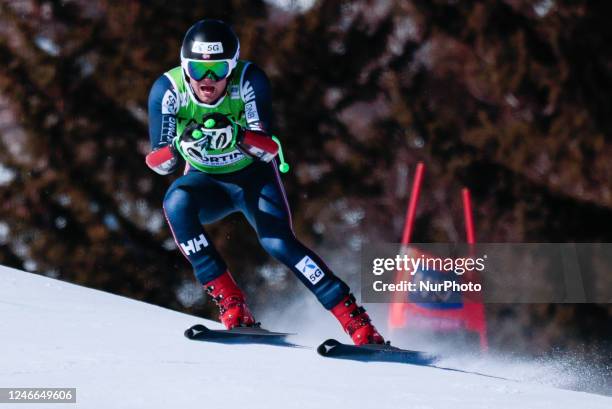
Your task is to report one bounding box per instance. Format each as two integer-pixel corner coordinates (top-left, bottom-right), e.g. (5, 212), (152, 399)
(0, 265), (610, 408)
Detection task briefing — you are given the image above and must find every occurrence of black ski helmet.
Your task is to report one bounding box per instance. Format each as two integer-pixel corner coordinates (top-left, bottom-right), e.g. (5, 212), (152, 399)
(180, 19), (240, 77)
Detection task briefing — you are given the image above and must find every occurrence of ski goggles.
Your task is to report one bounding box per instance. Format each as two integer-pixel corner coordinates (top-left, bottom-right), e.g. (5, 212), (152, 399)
(182, 59), (232, 81)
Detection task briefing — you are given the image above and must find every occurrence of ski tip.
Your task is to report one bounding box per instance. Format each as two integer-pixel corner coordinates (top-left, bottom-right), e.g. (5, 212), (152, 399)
(317, 339), (341, 356)
(184, 324), (208, 339)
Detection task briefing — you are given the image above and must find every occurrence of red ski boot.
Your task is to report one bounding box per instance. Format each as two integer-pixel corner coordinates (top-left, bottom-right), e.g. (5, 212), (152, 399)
(203, 271), (257, 329)
(331, 294), (385, 345)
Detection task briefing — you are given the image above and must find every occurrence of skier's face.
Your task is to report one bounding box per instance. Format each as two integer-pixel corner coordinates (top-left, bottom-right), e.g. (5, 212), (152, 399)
(189, 76), (228, 104)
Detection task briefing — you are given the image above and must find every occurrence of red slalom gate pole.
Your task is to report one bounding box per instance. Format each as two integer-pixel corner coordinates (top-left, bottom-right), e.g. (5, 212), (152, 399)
(462, 188), (475, 244)
(461, 187), (488, 352)
(389, 162), (425, 328)
(401, 162), (425, 246)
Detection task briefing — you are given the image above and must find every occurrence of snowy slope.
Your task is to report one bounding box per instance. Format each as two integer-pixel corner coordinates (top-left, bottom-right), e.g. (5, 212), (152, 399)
(0, 265), (610, 409)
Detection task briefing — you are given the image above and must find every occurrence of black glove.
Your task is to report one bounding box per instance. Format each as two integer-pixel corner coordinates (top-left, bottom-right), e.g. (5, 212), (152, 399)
(180, 121), (212, 150)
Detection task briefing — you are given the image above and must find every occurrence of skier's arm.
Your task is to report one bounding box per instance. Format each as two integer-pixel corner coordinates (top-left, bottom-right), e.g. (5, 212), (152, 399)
(236, 64), (278, 161)
(146, 75), (179, 175)
(241, 63), (273, 132)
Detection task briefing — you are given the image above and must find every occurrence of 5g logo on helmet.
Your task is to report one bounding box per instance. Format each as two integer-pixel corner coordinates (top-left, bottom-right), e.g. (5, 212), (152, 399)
(191, 41), (224, 54)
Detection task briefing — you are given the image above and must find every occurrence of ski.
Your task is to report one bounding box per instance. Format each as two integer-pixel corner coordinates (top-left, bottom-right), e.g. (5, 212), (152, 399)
(184, 324), (294, 346)
(317, 339), (438, 365)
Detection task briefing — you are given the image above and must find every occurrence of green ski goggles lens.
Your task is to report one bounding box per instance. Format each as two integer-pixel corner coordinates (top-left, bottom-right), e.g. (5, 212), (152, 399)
(186, 60), (230, 81)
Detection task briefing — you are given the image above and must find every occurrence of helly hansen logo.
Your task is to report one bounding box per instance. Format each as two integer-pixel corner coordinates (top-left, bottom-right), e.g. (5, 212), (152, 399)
(180, 234), (209, 255)
(295, 256), (325, 285)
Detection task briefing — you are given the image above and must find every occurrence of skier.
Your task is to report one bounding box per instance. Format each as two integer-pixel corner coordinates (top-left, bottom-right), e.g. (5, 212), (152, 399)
(145, 19), (384, 345)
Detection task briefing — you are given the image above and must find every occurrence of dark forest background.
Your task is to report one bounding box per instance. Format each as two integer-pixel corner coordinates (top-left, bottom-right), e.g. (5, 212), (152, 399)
(0, 0), (610, 364)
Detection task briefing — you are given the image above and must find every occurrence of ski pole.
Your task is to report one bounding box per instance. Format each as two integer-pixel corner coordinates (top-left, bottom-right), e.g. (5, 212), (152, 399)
(272, 135), (290, 173)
